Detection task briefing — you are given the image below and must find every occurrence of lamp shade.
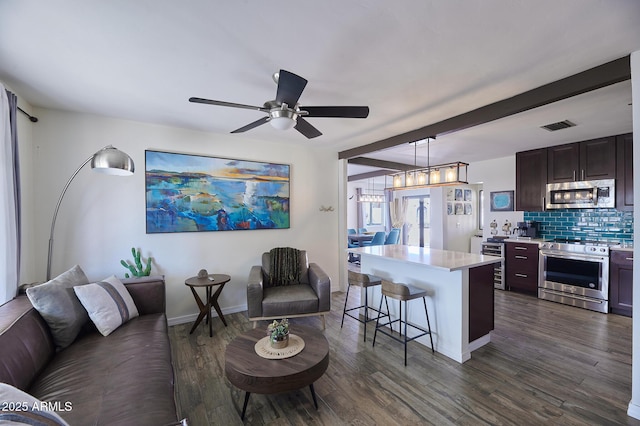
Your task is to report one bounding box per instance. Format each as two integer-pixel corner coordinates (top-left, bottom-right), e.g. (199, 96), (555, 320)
(269, 116), (296, 131)
(91, 146), (135, 175)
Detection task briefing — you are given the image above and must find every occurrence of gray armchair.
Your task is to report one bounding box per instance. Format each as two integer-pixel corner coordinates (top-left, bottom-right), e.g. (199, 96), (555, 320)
(247, 248), (331, 328)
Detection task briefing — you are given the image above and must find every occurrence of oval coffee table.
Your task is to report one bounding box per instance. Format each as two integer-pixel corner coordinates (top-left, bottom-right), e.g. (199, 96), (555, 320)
(225, 325), (329, 420)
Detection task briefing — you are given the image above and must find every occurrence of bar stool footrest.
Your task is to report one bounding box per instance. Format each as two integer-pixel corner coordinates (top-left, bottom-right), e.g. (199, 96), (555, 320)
(344, 305), (390, 325)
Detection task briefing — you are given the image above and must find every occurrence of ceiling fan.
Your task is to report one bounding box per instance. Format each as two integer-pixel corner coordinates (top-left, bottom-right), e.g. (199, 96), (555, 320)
(189, 69), (369, 139)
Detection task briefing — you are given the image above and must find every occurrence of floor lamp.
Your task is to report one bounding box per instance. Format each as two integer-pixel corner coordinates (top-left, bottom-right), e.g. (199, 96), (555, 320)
(46, 145), (135, 281)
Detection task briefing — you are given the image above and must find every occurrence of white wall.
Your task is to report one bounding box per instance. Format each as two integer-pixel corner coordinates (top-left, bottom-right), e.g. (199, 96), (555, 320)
(468, 155), (524, 239)
(27, 108), (340, 324)
(627, 48), (640, 420)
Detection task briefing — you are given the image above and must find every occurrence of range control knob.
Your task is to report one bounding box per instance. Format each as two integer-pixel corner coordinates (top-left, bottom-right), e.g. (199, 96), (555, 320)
(589, 247), (596, 252)
(600, 248), (607, 253)
(548, 243), (554, 249)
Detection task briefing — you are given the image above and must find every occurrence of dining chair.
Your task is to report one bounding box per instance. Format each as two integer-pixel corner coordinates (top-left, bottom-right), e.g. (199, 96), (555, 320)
(361, 231), (386, 247)
(358, 228), (367, 234)
(384, 229), (400, 244)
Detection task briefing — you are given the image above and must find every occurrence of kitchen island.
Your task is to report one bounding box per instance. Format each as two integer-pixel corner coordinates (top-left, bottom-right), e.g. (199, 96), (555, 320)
(347, 244), (502, 363)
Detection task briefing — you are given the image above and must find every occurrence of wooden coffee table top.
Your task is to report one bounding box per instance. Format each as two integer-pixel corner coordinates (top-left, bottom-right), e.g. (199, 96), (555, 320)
(225, 325), (329, 394)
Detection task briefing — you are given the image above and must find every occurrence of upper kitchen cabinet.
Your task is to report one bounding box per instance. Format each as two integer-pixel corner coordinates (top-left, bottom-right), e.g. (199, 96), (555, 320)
(516, 148), (547, 211)
(547, 137), (616, 183)
(616, 133), (633, 211)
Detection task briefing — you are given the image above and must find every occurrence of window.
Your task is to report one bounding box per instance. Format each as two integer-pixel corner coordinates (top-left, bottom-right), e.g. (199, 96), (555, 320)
(478, 189), (484, 230)
(365, 202), (383, 226)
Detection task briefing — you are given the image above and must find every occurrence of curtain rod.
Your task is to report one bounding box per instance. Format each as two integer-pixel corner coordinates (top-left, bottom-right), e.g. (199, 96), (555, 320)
(18, 106), (38, 123)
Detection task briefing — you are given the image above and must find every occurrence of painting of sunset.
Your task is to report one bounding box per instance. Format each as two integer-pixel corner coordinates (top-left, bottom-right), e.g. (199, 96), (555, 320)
(145, 150), (290, 233)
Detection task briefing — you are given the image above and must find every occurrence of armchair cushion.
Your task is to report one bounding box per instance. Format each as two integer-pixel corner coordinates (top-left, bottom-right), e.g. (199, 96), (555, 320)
(262, 285), (319, 317)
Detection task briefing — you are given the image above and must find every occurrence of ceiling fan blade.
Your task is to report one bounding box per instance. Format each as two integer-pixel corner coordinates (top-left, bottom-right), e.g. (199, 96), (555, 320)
(230, 116), (269, 133)
(189, 97), (266, 112)
(275, 70), (308, 106)
(294, 117), (323, 139)
(302, 106), (369, 118)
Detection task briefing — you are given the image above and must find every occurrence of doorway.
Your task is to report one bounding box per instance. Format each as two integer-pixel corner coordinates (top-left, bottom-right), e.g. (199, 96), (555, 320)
(405, 195), (430, 247)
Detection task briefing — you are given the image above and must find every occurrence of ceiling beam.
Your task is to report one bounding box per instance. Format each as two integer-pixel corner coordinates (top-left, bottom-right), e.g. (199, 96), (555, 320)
(339, 55), (631, 159)
(348, 156), (417, 171)
(348, 169), (395, 182)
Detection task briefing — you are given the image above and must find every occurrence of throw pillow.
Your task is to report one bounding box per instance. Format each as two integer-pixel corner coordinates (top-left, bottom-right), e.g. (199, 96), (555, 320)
(0, 383), (70, 426)
(25, 265), (90, 351)
(73, 275), (139, 336)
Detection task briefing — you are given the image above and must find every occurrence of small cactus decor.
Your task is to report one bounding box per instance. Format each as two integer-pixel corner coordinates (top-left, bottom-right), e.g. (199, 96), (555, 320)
(120, 247), (152, 278)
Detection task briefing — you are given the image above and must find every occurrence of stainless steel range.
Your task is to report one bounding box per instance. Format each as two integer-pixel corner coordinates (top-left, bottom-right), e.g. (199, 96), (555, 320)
(538, 239), (610, 313)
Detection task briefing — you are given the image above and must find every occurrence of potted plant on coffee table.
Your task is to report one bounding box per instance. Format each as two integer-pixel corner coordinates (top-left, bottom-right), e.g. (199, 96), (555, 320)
(267, 318), (289, 349)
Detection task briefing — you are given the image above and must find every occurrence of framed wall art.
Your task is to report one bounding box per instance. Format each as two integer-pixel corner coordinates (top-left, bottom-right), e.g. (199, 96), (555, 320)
(490, 190), (514, 212)
(145, 150), (290, 233)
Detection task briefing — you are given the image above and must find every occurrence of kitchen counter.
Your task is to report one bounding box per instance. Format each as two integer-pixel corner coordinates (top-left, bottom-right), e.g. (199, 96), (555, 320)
(347, 244), (500, 363)
(611, 244), (634, 252)
(348, 244), (503, 271)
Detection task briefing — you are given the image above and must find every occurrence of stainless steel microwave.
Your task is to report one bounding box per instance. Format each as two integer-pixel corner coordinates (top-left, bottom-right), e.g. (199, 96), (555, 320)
(545, 179), (615, 209)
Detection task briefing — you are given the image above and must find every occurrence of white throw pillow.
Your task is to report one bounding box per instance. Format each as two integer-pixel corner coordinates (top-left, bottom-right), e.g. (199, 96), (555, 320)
(25, 265), (90, 350)
(0, 383), (70, 425)
(73, 275), (139, 336)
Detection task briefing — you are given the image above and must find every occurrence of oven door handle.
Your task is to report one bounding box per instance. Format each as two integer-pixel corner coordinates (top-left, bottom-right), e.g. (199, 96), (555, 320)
(540, 252), (608, 263)
(540, 288), (605, 304)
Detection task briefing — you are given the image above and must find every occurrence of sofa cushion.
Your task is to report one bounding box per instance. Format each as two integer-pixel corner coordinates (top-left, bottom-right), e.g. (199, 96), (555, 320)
(29, 313), (176, 426)
(0, 383), (70, 425)
(0, 297), (55, 391)
(25, 265), (90, 351)
(74, 275), (139, 336)
(262, 284), (319, 317)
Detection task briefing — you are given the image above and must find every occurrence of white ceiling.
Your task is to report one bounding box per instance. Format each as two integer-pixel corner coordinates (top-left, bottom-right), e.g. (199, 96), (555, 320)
(1, 1), (638, 179)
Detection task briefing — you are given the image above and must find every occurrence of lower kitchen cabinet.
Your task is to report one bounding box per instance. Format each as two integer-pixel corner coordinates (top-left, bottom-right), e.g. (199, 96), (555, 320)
(505, 241), (539, 295)
(610, 249), (633, 317)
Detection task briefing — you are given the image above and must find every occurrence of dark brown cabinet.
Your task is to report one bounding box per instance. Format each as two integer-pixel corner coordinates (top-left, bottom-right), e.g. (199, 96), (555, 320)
(547, 137), (616, 183)
(616, 133), (633, 211)
(610, 249), (633, 317)
(516, 148), (547, 211)
(469, 264), (495, 342)
(505, 241), (538, 295)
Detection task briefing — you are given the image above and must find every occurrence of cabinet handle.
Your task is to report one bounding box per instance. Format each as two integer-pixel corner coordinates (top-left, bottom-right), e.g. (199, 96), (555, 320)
(573, 170), (576, 181)
(515, 273), (528, 278)
(626, 257), (634, 261)
(515, 255), (528, 259)
(515, 247), (527, 250)
(581, 169), (585, 180)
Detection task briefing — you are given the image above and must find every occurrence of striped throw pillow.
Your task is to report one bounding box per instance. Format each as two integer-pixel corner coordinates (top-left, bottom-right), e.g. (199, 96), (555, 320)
(74, 275), (139, 336)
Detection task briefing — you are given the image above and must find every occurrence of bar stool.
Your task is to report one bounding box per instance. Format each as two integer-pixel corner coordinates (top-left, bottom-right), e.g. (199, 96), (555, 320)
(373, 279), (434, 366)
(341, 270), (391, 342)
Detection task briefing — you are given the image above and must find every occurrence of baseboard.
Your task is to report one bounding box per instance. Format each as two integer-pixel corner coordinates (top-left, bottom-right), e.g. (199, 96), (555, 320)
(168, 303), (247, 326)
(628, 401), (640, 420)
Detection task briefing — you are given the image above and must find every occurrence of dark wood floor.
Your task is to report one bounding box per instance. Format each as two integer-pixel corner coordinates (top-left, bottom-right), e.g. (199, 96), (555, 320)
(169, 289), (638, 425)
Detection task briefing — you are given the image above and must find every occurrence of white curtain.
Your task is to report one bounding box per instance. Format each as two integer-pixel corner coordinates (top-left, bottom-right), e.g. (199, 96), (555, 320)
(0, 83), (19, 303)
(390, 197), (408, 229)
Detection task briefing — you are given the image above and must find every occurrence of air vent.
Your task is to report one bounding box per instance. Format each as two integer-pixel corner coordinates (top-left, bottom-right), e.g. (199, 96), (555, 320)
(541, 120), (576, 132)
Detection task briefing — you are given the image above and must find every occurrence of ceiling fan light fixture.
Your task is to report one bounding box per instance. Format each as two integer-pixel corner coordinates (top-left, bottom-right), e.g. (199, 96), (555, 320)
(269, 107), (297, 130)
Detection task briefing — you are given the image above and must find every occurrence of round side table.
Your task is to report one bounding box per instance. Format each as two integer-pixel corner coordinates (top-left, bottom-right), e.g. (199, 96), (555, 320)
(185, 273), (230, 337)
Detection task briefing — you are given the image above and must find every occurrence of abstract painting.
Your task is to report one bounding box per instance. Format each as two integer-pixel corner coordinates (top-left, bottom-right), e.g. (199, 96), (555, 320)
(145, 150), (290, 233)
(490, 190), (514, 212)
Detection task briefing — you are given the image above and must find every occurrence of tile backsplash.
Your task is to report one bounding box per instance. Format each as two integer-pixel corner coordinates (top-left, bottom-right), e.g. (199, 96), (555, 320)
(524, 209), (634, 244)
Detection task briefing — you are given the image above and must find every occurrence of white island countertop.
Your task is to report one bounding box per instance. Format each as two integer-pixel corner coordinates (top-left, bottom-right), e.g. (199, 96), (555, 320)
(348, 244), (502, 272)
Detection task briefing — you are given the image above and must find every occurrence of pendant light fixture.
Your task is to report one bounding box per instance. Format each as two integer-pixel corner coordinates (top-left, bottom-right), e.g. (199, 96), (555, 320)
(358, 175), (386, 203)
(387, 137), (468, 190)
